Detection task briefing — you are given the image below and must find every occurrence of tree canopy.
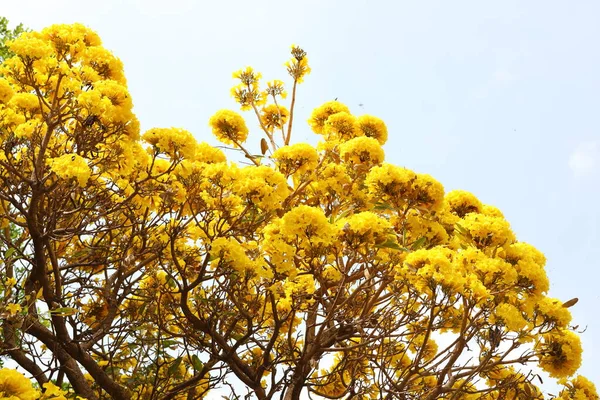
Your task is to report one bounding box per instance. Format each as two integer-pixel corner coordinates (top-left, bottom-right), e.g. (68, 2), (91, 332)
(0, 17), (27, 63)
(0, 23), (597, 400)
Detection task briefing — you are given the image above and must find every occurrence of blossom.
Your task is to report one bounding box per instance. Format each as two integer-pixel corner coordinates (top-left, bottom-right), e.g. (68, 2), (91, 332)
(194, 142), (227, 164)
(339, 136), (385, 166)
(338, 211), (394, 246)
(0, 78), (14, 104)
(210, 237), (272, 279)
(535, 297), (572, 328)
(286, 45), (311, 83)
(265, 80), (287, 99)
(233, 66), (262, 87)
(142, 127), (197, 159)
(260, 104), (289, 132)
(47, 154), (92, 187)
(459, 213), (515, 249)
(502, 242), (549, 294)
(537, 330), (582, 378)
(272, 143), (318, 177)
(323, 112), (358, 142)
(444, 190), (483, 217)
(9, 93), (40, 112)
(365, 163), (442, 209)
(209, 109), (249, 145)
(235, 165), (290, 211)
(558, 375), (599, 400)
(77, 79), (133, 124)
(41, 382), (67, 399)
(356, 114), (388, 145)
(8, 31), (53, 59)
(308, 101), (350, 135)
(6, 303), (21, 315)
(0, 368), (39, 400)
(492, 303), (527, 331)
(411, 173), (445, 211)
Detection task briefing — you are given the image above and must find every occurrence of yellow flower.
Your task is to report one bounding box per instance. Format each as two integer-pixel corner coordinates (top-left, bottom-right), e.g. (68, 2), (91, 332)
(8, 31), (53, 59)
(0, 78), (14, 104)
(338, 211), (394, 246)
(444, 190), (483, 217)
(81, 45), (126, 84)
(323, 112), (358, 142)
(339, 136), (385, 166)
(0, 368), (39, 400)
(193, 142), (227, 164)
(272, 143), (318, 177)
(235, 165), (290, 211)
(231, 84), (266, 111)
(6, 303), (21, 315)
(209, 109), (249, 145)
(280, 206), (336, 244)
(308, 101), (350, 135)
(365, 163), (441, 209)
(233, 66), (262, 87)
(260, 104), (289, 132)
(456, 247), (517, 289)
(41, 382), (67, 399)
(265, 80), (287, 99)
(459, 213), (515, 249)
(502, 242), (549, 294)
(481, 204), (504, 218)
(78, 80), (133, 124)
(366, 163), (416, 203)
(537, 330), (582, 378)
(356, 114), (388, 145)
(5, 278), (17, 288)
(492, 303), (527, 331)
(210, 237), (272, 279)
(401, 211), (448, 245)
(14, 120), (41, 139)
(311, 163), (351, 197)
(286, 46), (311, 83)
(9, 93), (40, 113)
(412, 173), (445, 211)
(558, 375), (599, 400)
(47, 154), (92, 187)
(401, 247), (463, 292)
(142, 127), (197, 159)
(535, 297), (572, 328)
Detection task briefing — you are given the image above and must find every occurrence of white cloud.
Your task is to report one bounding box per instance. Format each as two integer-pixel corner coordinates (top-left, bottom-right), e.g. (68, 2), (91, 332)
(569, 141), (599, 178)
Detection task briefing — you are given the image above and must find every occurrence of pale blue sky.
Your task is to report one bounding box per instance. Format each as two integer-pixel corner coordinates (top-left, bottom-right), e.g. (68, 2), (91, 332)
(4, 0), (599, 388)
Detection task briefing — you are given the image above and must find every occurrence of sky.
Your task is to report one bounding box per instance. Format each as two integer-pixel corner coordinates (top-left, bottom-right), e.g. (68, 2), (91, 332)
(3, 0), (599, 391)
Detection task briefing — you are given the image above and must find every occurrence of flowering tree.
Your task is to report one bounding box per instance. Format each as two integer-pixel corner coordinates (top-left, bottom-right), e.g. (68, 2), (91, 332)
(0, 17), (27, 63)
(0, 23), (598, 400)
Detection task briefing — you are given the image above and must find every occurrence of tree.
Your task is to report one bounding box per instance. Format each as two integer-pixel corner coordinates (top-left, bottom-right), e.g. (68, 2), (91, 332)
(0, 17), (27, 63)
(0, 23), (597, 400)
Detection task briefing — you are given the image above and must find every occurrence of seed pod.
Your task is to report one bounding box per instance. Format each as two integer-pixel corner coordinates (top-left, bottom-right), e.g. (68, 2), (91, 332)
(562, 298), (579, 308)
(260, 138), (269, 155)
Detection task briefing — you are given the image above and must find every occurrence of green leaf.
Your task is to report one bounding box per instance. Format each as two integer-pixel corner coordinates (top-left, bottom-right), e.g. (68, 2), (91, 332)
(192, 354), (204, 371)
(168, 357), (183, 376)
(373, 202), (394, 211)
(4, 247), (15, 259)
(411, 237), (427, 250)
(49, 307), (78, 316)
(162, 339), (178, 348)
(454, 223), (467, 235)
(375, 239), (407, 251)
